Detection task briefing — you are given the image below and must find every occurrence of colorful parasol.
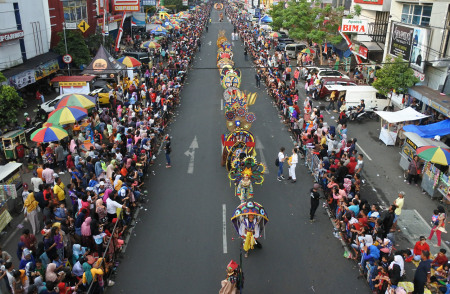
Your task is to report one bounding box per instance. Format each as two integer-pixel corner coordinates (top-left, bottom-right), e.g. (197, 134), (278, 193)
(416, 146), (450, 165)
(269, 32), (278, 38)
(301, 48), (315, 54)
(47, 106), (88, 125)
(55, 94), (96, 109)
(141, 41), (161, 49)
(117, 56), (142, 67)
(30, 125), (68, 143)
(151, 25), (168, 35)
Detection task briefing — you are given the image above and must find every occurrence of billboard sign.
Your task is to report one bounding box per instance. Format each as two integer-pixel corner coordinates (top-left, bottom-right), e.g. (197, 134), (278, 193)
(113, 0), (140, 11)
(354, 0), (383, 4)
(341, 19), (368, 34)
(389, 23), (430, 73)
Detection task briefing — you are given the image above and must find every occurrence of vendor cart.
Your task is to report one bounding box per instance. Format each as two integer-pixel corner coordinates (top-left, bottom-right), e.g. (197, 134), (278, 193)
(1, 130), (27, 160)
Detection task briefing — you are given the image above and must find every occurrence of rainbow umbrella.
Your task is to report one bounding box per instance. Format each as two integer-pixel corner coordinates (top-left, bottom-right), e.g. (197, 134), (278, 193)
(270, 32), (278, 38)
(117, 56), (142, 67)
(301, 48), (316, 54)
(162, 21), (174, 29)
(47, 106), (88, 125)
(416, 146), (450, 166)
(141, 41), (161, 49)
(151, 25), (168, 35)
(55, 94), (96, 109)
(30, 125), (68, 143)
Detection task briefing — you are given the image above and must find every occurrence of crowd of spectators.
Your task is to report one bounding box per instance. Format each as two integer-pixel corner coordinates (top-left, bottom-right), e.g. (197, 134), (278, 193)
(226, 4), (450, 294)
(3, 5), (210, 294)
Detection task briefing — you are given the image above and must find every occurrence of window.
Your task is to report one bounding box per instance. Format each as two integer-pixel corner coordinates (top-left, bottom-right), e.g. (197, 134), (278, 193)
(370, 11), (389, 43)
(63, 0), (87, 22)
(401, 4), (432, 26)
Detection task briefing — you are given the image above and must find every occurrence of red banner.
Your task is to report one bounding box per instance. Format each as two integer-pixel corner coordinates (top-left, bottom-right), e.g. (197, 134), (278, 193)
(353, 0), (383, 5)
(115, 12), (127, 52)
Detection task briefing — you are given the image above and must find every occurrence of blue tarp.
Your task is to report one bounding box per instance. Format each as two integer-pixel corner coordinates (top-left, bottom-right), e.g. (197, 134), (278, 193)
(403, 119), (450, 138)
(260, 15), (272, 23)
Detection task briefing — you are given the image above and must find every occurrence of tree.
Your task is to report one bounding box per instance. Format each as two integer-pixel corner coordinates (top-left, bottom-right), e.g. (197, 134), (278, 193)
(54, 30), (91, 68)
(0, 73), (24, 127)
(372, 55), (419, 97)
(164, 0), (184, 12)
(86, 34), (114, 56)
(269, 0), (344, 64)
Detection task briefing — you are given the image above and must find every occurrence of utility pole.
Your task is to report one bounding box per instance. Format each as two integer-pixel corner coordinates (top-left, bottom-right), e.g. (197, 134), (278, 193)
(62, 22), (71, 76)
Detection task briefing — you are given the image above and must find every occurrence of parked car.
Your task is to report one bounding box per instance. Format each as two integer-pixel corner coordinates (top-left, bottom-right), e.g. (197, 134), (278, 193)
(278, 37), (294, 44)
(89, 87), (113, 106)
(305, 66), (350, 80)
(276, 43), (288, 51)
(40, 96), (64, 113)
(318, 77), (356, 101)
(285, 43), (307, 59)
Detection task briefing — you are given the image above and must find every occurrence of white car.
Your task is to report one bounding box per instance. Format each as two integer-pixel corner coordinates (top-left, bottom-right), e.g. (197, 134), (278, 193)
(306, 66), (350, 80)
(40, 95), (65, 113)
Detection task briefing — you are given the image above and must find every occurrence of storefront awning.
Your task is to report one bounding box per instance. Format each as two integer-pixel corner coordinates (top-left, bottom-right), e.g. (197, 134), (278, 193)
(359, 41), (384, 52)
(375, 107), (429, 123)
(408, 85), (450, 117)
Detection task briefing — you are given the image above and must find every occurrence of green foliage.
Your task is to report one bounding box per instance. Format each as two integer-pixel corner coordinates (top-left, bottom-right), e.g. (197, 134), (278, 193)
(372, 55), (419, 96)
(353, 4), (362, 16)
(269, 0), (344, 64)
(164, 0), (184, 12)
(0, 73), (24, 127)
(86, 34), (114, 56)
(54, 30), (91, 67)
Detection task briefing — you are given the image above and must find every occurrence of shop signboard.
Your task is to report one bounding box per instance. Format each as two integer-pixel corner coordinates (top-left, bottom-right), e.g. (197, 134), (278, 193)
(341, 19), (368, 34)
(410, 27), (430, 73)
(0, 30), (24, 43)
(113, 0), (140, 11)
(354, 0), (383, 4)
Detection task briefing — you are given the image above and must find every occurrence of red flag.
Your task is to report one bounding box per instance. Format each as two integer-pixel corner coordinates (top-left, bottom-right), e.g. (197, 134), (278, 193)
(324, 43), (328, 55)
(115, 12), (126, 52)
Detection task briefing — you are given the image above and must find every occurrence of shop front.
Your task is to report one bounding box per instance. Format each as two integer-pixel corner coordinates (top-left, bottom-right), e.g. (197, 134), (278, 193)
(408, 85), (450, 118)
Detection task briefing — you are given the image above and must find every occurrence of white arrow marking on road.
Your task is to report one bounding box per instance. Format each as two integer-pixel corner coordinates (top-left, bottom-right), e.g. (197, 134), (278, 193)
(255, 136), (269, 174)
(232, 41), (235, 46)
(220, 99), (223, 111)
(184, 136), (199, 174)
(222, 204), (227, 254)
(208, 41), (212, 46)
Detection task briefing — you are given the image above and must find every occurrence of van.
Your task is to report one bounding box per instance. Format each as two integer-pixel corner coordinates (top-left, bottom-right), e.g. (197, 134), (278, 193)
(325, 85), (391, 111)
(285, 43), (307, 59)
(319, 77), (356, 101)
(123, 52), (150, 65)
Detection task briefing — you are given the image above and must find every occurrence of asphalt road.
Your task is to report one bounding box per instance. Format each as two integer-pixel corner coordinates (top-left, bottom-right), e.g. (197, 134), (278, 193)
(110, 10), (368, 294)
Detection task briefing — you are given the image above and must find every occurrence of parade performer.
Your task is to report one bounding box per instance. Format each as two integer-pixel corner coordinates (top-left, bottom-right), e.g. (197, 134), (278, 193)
(219, 260), (243, 294)
(236, 174), (253, 203)
(231, 201), (268, 258)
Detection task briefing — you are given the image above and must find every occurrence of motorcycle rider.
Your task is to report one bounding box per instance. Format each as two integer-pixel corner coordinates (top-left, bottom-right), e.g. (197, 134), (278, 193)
(351, 99), (365, 121)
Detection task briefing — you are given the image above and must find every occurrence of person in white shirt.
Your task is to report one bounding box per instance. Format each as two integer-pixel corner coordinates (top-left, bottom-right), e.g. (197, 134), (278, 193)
(277, 147), (286, 181)
(30, 171), (43, 193)
(106, 193), (128, 222)
(288, 148), (299, 183)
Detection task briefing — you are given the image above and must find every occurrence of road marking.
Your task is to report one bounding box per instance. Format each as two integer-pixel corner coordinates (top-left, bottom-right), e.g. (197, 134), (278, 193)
(221, 99), (223, 111)
(1, 220), (25, 248)
(184, 136), (199, 174)
(255, 136), (269, 174)
(355, 142), (372, 161)
(208, 41), (212, 46)
(222, 204), (228, 254)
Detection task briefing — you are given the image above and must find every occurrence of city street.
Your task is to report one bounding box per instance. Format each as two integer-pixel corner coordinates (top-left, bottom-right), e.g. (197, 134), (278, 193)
(111, 9), (368, 294)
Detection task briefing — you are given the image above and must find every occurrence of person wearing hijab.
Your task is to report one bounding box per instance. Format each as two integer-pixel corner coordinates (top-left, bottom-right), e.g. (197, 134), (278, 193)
(81, 217), (92, 248)
(72, 259), (84, 278)
(81, 262), (93, 287)
(66, 154), (75, 171)
(46, 263), (58, 283)
(106, 161), (116, 180)
(114, 175), (123, 191)
(72, 244), (86, 265)
(96, 199), (107, 224)
(388, 254), (405, 287)
(95, 160), (103, 178)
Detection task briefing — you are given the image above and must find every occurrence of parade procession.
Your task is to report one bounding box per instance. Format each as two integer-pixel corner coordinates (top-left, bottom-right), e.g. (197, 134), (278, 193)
(4, 0), (450, 292)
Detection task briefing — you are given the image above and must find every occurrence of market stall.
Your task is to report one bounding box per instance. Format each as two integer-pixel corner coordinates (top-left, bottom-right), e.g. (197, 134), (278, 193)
(375, 107), (428, 146)
(0, 162), (23, 230)
(1, 130), (27, 160)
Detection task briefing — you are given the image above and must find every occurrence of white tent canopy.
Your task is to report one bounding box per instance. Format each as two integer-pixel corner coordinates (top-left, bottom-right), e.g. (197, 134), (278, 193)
(375, 107), (429, 123)
(376, 107), (429, 146)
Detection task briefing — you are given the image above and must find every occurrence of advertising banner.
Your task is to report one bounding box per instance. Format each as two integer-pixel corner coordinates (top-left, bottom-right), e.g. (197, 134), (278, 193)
(113, 0), (140, 12)
(354, 0), (383, 4)
(410, 27), (430, 73)
(389, 23), (430, 73)
(389, 23), (414, 60)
